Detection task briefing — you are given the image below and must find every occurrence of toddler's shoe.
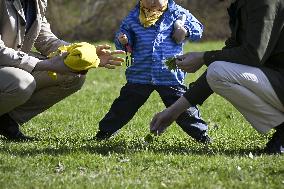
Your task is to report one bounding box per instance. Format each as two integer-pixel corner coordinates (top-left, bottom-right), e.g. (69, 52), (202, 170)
(195, 130), (212, 144)
(95, 130), (117, 141)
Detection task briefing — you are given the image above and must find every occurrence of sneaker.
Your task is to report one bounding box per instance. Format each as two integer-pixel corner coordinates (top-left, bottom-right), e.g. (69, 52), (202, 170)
(95, 130), (117, 141)
(263, 125), (284, 154)
(0, 113), (33, 141)
(196, 131), (212, 144)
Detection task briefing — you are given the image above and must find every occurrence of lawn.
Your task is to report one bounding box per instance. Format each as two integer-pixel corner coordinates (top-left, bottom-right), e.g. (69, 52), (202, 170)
(0, 41), (283, 189)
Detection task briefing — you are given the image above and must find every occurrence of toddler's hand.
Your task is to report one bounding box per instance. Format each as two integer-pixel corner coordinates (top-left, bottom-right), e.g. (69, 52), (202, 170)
(172, 26), (187, 44)
(118, 33), (128, 45)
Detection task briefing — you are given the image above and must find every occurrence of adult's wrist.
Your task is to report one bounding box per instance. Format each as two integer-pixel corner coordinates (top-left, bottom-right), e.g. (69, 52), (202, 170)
(168, 96), (191, 119)
(33, 59), (50, 72)
(203, 51), (216, 66)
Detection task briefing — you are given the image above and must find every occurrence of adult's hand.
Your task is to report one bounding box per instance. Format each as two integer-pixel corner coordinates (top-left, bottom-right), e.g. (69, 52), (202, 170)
(150, 108), (176, 135)
(176, 52), (205, 73)
(34, 52), (76, 74)
(150, 96), (191, 135)
(96, 44), (125, 69)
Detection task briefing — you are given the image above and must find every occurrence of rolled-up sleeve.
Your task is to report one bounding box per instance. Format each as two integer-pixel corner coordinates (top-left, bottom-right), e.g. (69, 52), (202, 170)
(0, 41), (40, 73)
(34, 16), (69, 56)
(114, 17), (134, 51)
(183, 11), (203, 41)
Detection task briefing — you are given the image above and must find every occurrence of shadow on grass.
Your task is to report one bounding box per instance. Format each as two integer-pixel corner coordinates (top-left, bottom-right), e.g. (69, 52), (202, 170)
(0, 137), (265, 157)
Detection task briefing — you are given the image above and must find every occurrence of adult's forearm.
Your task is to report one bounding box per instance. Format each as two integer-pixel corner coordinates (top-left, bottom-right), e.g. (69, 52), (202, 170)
(183, 71), (213, 106)
(168, 96), (191, 119)
(0, 45), (39, 72)
(34, 17), (69, 56)
(33, 55), (76, 74)
(33, 59), (52, 72)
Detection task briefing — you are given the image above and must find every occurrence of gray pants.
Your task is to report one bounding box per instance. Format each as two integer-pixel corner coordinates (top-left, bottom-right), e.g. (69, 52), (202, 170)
(206, 61), (284, 134)
(0, 66), (85, 125)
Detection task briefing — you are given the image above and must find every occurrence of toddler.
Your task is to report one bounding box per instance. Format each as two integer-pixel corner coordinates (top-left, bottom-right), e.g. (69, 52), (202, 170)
(96, 0), (211, 143)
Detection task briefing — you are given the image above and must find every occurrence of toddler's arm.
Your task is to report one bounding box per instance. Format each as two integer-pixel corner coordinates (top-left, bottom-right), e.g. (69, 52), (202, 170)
(114, 19), (134, 51)
(183, 11), (203, 41)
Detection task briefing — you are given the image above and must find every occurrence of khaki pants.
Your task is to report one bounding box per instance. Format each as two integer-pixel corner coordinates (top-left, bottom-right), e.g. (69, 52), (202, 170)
(206, 61), (284, 134)
(0, 66), (85, 125)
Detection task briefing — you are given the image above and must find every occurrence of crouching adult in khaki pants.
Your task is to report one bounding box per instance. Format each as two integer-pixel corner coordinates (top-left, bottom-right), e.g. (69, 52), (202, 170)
(0, 0), (124, 140)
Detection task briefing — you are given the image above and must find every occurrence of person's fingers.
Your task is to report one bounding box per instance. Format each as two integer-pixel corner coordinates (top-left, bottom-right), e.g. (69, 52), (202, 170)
(176, 54), (187, 60)
(103, 44), (111, 49)
(108, 60), (123, 66)
(110, 56), (125, 62)
(156, 128), (163, 136)
(100, 49), (112, 55)
(176, 59), (185, 67)
(104, 64), (116, 69)
(96, 44), (111, 50)
(96, 45), (111, 56)
(95, 45), (103, 52)
(111, 50), (126, 55)
(150, 114), (160, 132)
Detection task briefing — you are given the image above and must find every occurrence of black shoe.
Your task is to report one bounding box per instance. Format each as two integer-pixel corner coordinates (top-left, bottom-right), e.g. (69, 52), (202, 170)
(196, 131), (212, 144)
(95, 130), (116, 141)
(263, 124), (284, 154)
(183, 126), (212, 144)
(0, 113), (33, 141)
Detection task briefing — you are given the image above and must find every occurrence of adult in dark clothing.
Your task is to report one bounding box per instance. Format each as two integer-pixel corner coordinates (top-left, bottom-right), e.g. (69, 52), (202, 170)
(150, 0), (284, 154)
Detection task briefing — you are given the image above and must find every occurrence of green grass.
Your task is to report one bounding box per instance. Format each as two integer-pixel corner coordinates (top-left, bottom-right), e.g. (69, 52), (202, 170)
(1, 41), (283, 189)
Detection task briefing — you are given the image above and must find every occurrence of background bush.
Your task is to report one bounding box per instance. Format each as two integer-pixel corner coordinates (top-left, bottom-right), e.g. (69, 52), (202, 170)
(47, 0), (231, 42)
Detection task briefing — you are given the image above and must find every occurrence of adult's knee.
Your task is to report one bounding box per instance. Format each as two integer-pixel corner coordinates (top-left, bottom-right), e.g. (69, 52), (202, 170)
(11, 72), (36, 103)
(206, 61), (228, 91)
(60, 74), (86, 92)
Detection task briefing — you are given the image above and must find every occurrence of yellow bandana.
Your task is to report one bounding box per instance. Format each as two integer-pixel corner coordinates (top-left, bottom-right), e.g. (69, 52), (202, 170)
(139, 1), (168, 28)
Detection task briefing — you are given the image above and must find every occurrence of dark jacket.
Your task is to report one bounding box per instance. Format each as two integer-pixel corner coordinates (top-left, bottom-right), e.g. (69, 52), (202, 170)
(184, 0), (284, 106)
